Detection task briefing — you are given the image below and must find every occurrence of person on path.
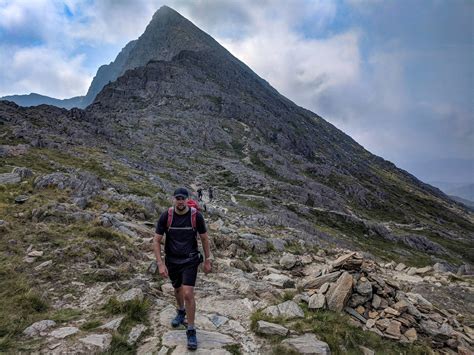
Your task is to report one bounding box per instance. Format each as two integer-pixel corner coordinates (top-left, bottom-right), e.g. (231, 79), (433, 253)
(197, 188), (203, 201)
(208, 186), (214, 202)
(153, 187), (212, 350)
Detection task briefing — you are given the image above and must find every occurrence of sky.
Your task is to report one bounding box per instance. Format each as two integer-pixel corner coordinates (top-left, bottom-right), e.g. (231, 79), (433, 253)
(0, 0), (473, 185)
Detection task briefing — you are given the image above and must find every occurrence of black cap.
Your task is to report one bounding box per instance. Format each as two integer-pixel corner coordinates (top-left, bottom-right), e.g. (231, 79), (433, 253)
(173, 187), (189, 198)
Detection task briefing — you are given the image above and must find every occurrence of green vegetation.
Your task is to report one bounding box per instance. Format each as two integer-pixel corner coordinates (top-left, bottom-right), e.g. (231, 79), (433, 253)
(223, 344), (242, 355)
(101, 297), (151, 354)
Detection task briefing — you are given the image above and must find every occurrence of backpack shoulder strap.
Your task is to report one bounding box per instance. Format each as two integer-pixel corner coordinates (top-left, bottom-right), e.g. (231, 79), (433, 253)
(190, 207), (197, 230)
(167, 207), (174, 231)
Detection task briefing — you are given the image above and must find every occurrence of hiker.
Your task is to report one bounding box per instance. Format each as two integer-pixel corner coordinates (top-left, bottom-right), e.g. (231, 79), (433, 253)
(208, 186), (214, 202)
(197, 188), (203, 201)
(153, 187), (212, 350)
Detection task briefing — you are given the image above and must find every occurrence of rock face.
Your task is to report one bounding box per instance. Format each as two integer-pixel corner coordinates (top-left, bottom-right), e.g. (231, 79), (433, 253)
(326, 272), (353, 312)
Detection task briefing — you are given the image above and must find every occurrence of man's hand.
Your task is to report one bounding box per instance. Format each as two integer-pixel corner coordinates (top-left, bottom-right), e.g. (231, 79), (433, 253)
(203, 259), (212, 273)
(158, 262), (169, 278)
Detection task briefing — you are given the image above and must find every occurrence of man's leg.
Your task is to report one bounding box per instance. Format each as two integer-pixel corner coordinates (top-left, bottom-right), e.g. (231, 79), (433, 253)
(168, 263), (187, 328)
(182, 263), (199, 350)
(182, 286), (195, 326)
(174, 286), (184, 309)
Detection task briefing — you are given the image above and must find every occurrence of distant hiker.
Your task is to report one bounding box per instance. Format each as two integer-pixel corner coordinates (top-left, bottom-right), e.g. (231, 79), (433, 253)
(153, 187), (212, 350)
(197, 188), (203, 201)
(208, 186), (214, 202)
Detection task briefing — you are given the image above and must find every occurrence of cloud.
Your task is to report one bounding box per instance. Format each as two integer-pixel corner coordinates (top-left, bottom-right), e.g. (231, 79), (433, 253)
(0, 45), (92, 98)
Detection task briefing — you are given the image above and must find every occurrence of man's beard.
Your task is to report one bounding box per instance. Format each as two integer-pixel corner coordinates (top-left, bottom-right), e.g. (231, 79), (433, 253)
(176, 205), (186, 211)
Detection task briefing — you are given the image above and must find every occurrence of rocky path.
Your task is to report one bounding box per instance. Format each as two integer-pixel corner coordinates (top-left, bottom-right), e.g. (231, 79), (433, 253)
(21, 243), (474, 354)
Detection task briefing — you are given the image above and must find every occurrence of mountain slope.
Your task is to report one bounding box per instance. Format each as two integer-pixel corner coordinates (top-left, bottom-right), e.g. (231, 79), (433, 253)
(0, 93), (85, 109)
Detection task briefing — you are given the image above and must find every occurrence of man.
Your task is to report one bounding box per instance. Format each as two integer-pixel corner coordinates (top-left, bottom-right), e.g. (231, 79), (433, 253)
(197, 187), (203, 201)
(153, 187), (212, 350)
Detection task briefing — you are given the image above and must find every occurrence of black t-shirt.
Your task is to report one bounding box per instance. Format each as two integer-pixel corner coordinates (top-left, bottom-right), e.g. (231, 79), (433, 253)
(156, 208), (207, 258)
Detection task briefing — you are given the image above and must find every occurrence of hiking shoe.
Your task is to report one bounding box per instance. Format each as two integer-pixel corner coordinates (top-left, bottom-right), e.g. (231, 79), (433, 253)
(171, 309), (186, 328)
(186, 328), (198, 350)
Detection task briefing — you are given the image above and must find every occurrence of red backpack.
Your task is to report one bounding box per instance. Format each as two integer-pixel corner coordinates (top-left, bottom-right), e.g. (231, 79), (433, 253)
(187, 199), (201, 211)
(167, 207), (198, 231)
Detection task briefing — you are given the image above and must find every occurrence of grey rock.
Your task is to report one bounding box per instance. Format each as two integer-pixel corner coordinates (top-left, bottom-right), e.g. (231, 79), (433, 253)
(117, 288), (144, 303)
(34, 260), (52, 271)
(264, 300), (304, 319)
(344, 307), (367, 324)
(279, 253), (298, 269)
(303, 271), (342, 290)
(0, 173), (21, 184)
(49, 326), (79, 339)
(355, 278), (372, 297)
(263, 273), (295, 289)
(127, 324), (147, 345)
(281, 333), (330, 354)
(23, 320), (56, 337)
(210, 314), (229, 328)
(99, 316), (124, 330)
(256, 320), (289, 336)
(308, 293), (326, 309)
(12, 167), (33, 179)
(14, 195), (29, 203)
(268, 238), (287, 251)
(326, 272), (353, 312)
(237, 233), (268, 253)
(79, 334), (113, 350)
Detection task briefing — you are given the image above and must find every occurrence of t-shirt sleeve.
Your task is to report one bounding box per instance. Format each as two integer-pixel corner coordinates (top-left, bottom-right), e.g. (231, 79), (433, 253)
(196, 212), (207, 234)
(155, 211), (168, 235)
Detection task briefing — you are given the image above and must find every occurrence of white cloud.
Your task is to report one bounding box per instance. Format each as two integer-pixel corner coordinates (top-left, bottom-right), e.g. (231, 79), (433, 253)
(0, 45), (92, 98)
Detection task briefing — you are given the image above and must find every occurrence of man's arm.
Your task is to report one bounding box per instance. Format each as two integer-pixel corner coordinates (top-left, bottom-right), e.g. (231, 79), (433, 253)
(153, 233), (168, 277)
(199, 232), (212, 273)
(199, 232), (211, 259)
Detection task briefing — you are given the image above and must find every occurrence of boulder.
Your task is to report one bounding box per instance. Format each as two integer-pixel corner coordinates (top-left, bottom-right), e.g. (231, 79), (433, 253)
(128, 324), (147, 345)
(23, 320), (56, 337)
(395, 263), (406, 271)
(256, 321), (289, 336)
(281, 333), (330, 354)
(326, 272), (353, 312)
(371, 294), (382, 309)
(0, 173), (21, 184)
(49, 326), (79, 339)
(99, 316), (124, 330)
(355, 278), (372, 297)
(263, 273), (295, 288)
(263, 300), (304, 319)
(79, 334), (112, 351)
(279, 253), (298, 269)
(12, 167), (33, 179)
(404, 328), (417, 342)
(117, 288), (144, 303)
(308, 293), (326, 309)
(303, 271), (342, 290)
(384, 320), (402, 339)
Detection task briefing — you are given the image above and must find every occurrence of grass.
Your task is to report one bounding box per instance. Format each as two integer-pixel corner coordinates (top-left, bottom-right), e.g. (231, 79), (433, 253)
(102, 297), (151, 353)
(80, 320), (102, 331)
(224, 344), (242, 355)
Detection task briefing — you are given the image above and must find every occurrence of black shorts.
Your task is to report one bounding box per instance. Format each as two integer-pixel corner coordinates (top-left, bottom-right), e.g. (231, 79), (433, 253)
(166, 258), (200, 289)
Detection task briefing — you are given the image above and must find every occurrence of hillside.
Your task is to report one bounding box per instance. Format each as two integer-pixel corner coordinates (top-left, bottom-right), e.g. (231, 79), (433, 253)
(0, 5), (473, 354)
